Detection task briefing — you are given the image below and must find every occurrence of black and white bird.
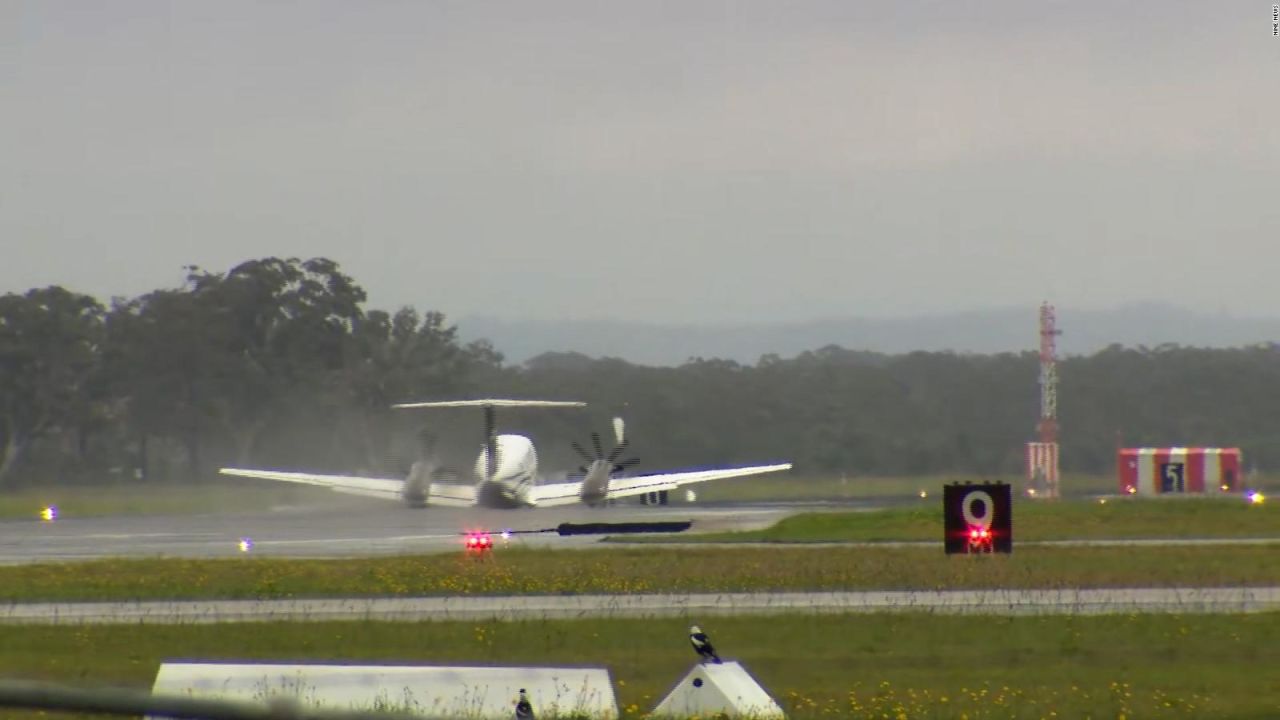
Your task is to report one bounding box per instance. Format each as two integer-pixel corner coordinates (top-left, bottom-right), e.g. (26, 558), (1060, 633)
(689, 625), (722, 664)
(515, 688), (534, 720)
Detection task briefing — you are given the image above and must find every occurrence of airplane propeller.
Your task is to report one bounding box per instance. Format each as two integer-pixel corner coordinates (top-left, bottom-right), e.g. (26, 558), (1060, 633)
(572, 416), (640, 476)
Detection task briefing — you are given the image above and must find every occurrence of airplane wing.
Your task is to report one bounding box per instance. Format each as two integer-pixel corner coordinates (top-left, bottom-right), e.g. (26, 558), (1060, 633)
(527, 481), (590, 507)
(216, 468), (477, 507)
(525, 463), (793, 507)
(602, 463), (793, 501)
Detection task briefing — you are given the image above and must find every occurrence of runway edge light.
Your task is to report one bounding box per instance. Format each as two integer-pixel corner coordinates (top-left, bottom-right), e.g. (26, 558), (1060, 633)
(943, 482), (1012, 554)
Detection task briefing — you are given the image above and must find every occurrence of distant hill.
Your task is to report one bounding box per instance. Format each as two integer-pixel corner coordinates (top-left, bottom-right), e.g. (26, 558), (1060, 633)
(457, 304), (1280, 366)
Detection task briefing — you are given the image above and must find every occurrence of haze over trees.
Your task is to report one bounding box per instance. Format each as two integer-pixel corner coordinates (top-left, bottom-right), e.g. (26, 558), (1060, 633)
(1, 257), (1277, 487)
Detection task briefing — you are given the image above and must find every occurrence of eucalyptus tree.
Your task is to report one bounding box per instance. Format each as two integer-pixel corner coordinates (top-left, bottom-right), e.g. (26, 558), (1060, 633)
(103, 287), (225, 479)
(0, 286), (105, 484)
(175, 257), (368, 470)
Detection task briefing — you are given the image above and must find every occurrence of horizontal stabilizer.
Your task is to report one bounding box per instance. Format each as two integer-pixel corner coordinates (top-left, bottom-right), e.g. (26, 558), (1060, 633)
(392, 399), (586, 409)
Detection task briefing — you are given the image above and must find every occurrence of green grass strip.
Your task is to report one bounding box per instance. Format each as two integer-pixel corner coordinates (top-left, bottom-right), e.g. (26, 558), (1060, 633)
(0, 482), (342, 520)
(2, 613), (1277, 719)
(655, 497), (1278, 543)
(3, 545), (1279, 603)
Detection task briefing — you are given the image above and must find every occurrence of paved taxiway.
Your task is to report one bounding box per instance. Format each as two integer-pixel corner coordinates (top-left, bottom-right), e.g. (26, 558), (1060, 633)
(3, 587), (1278, 625)
(0, 499), (823, 564)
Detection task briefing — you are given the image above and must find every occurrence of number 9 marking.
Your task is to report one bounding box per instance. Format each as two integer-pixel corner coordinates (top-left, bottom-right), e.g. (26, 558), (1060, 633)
(962, 490), (994, 529)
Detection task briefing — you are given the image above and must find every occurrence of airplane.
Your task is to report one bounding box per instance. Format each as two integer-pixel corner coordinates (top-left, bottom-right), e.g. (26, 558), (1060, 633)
(218, 399), (792, 509)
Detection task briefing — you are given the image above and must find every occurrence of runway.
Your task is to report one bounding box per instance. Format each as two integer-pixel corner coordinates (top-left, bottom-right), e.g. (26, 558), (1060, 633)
(0, 498), (816, 564)
(4, 497), (1278, 564)
(4, 498), (1279, 625)
(3, 587), (1278, 625)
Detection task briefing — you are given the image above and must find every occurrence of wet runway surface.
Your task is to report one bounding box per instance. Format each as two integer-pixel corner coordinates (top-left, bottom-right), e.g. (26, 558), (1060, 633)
(4, 498), (1277, 623)
(0, 499), (837, 564)
(4, 496), (1277, 564)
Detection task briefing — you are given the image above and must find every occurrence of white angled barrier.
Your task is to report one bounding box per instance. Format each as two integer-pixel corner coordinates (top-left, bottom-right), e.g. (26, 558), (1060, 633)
(149, 662), (618, 719)
(650, 662), (784, 719)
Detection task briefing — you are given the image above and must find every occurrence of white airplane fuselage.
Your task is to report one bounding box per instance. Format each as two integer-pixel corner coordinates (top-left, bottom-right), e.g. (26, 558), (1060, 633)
(473, 434), (540, 508)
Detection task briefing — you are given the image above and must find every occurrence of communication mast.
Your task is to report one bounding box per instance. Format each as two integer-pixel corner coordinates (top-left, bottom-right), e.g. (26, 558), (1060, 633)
(1038, 302), (1060, 445)
(1026, 302), (1062, 498)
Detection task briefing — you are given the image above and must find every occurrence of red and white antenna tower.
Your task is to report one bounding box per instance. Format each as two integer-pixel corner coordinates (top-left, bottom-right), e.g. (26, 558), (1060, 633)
(1025, 301), (1063, 498)
(1037, 302), (1060, 445)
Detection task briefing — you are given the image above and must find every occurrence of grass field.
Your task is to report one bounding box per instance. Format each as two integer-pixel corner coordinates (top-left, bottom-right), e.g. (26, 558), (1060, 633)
(683, 472), (1279, 504)
(3, 484), (1278, 719)
(3, 544), (1278, 602)
(0, 480), (369, 520)
(2, 613), (1278, 719)
(685, 472), (1095, 502)
(637, 496), (1276, 544)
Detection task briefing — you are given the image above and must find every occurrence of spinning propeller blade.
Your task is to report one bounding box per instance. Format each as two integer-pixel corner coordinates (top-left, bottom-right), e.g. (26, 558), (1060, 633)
(570, 416), (639, 478)
(571, 441), (594, 465)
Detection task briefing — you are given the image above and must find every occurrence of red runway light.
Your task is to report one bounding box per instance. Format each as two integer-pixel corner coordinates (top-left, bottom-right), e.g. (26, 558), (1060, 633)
(464, 532), (494, 552)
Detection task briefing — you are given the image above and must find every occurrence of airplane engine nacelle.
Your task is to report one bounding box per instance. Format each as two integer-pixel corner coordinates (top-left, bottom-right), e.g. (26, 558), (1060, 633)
(402, 461), (432, 508)
(578, 460), (612, 506)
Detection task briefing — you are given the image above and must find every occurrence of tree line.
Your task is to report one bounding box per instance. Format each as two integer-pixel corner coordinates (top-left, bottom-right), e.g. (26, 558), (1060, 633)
(2, 256), (1278, 487)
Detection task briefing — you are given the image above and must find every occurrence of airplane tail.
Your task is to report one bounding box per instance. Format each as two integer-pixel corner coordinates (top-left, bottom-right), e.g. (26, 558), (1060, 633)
(391, 399), (588, 484)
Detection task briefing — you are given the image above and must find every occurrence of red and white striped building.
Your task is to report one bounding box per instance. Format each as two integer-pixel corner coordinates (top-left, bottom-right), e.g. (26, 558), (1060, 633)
(1026, 442), (1059, 497)
(1117, 448), (1242, 496)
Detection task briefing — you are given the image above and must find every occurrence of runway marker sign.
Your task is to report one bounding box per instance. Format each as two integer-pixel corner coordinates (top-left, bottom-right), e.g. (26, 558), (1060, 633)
(944, 482), (1012, 554)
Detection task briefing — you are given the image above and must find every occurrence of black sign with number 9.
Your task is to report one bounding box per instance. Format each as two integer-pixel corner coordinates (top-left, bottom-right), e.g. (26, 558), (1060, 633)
(944, 482), (1013, 554)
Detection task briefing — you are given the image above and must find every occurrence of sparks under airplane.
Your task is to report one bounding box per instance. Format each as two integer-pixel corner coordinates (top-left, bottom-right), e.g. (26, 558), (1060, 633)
(218, 399), (793, 509)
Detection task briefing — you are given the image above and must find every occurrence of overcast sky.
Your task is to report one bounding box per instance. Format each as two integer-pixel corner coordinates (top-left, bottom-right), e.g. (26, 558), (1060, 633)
(2, 1), (1277, 323)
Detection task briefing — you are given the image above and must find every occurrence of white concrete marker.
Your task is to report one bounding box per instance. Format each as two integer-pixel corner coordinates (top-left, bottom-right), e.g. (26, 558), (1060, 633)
(149, 662), (618, 720)
(651, 661), (784, 719)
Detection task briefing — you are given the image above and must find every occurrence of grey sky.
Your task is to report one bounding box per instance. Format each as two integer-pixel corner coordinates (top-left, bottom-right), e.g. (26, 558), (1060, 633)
(2, 1), (1277, 323)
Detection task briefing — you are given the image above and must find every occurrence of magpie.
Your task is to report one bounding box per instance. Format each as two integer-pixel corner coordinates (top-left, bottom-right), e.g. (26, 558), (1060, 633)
(515, 688), (534, 720)
(689, 625), (722, 664)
